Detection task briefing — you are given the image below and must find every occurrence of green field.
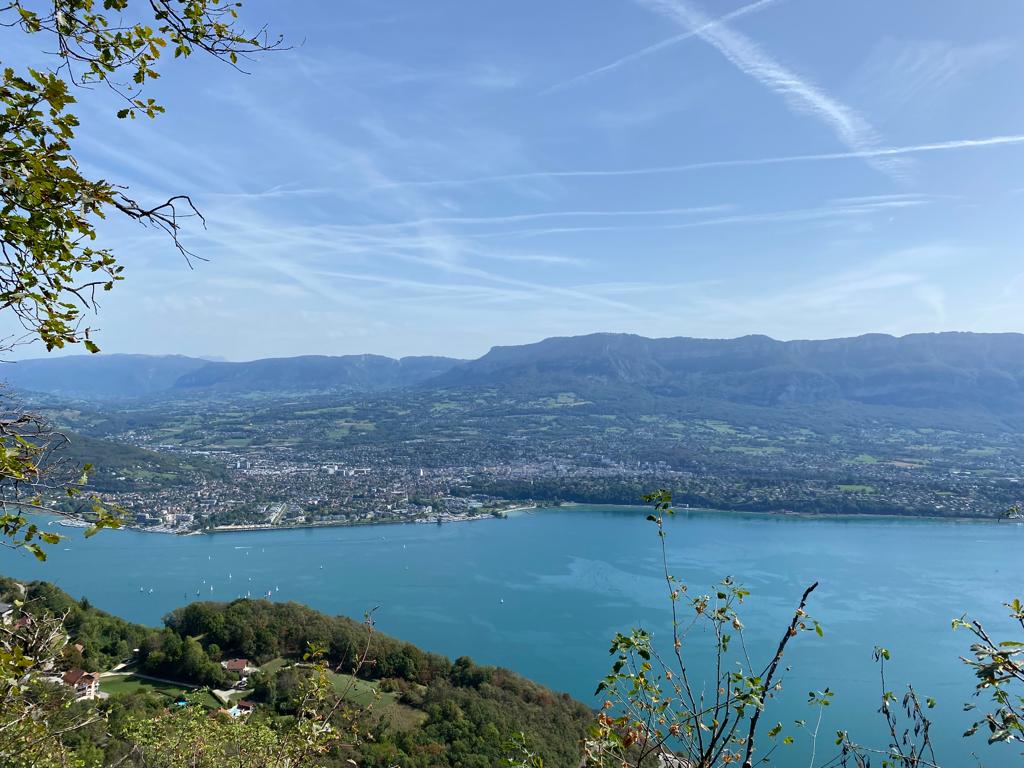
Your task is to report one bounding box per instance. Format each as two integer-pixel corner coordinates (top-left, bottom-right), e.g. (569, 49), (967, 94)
(726, 445), (783, 456)
(325, 671), (425, 730)
(259, 657), (288, 675)
(701, 420), (738, 435)
(965, 447), (999, 457)
(837, 484), (875, 493)
(99, 674), (220, 708)
(847, 453), (879, 465)
(326, 671), (392, 705)
(262, 662), (423, 729)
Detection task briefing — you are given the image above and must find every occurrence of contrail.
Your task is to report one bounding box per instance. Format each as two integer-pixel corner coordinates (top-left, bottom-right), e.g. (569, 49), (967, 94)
(637, 0), (890, 172)
(330, 205), (731, 230)
(541, 0), (783, 95)
(374, 134), (1024, 190)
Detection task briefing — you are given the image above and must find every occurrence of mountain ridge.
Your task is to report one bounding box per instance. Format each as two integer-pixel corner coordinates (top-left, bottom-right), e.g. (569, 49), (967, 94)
(4, 332), (1024, 414)
(429, 331), (1024, 409)
(1, 352), (466, 399)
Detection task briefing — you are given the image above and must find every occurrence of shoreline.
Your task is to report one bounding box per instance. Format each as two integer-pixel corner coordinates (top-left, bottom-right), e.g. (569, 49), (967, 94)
(57, 501), (1015, 537)
(194, 507), (529, 535)
(557, 502), (1017, 525)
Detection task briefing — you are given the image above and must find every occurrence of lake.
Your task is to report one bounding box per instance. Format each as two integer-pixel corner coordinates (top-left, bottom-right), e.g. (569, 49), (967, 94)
(0, 506), (1017, 767)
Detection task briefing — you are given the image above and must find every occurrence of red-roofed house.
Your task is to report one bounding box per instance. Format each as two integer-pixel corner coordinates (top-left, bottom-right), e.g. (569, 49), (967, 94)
(62, 669), (100, 700)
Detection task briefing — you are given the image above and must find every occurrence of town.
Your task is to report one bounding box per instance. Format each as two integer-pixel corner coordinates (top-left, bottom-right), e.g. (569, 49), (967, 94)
(46, 387), (1024, 533)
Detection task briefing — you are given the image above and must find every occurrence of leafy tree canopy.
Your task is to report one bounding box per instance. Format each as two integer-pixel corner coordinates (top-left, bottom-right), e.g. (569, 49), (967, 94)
(0, 0), (281, 557)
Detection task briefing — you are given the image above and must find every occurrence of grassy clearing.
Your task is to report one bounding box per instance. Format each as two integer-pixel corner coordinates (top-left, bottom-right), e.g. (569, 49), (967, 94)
(701, 420), (738, 435)
(325, 672), (425, 731)
(837, 484), (875, 493)
(294, 406), (357, 417)
(326, 672), (392, 706)
(430, 401), (461, 413)
(259, 657), (288, 675)
(848, 453), (878, 464)
(726, 445), (783, 456)
(965, 447), (999, 457)
(99, 675), (220, 708)
(537, 393), (589, 408)
(255, 662), (425, 731)
(215, 438), (252, 448)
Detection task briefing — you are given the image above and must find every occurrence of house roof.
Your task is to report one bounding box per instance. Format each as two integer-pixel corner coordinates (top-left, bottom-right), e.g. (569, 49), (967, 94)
(63, 669), (99, 686)
(224, 658), (248, 671)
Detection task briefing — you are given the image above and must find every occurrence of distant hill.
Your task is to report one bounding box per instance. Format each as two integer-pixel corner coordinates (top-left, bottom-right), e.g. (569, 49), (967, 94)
(1, 353), (464, 399)
(0, 577), (592, 768)
(429, 332), (1024, 412)
(5, 332), (1024, 415)
(173, 354), (462, 393)
(56, 431), (227, 492)
(0, 354), (208, 398)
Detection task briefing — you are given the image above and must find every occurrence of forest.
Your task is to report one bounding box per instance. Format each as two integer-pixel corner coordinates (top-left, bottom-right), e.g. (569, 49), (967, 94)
(0, 577), (592, 767)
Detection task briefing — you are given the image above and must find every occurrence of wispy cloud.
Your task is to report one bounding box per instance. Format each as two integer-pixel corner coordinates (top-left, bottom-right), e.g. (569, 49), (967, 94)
(458, 198), (927, 240)
(378, 133), (1024, 189)
(330, 204), (732, 230)
(851, 38), (1011, 110)
(147, 86), (671, 323)
(635, 0), (894, 174)
(669, 245), (963, 338)
(827, 193), (958, 207)
(542, 0), (783, 94)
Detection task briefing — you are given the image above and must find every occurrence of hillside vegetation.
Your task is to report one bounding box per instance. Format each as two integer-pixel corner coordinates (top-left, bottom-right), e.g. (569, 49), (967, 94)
(0, 577), (592, 768)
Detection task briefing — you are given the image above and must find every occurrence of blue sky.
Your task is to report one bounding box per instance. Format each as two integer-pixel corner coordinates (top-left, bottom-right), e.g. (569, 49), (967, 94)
(7, 0), (1024, 360)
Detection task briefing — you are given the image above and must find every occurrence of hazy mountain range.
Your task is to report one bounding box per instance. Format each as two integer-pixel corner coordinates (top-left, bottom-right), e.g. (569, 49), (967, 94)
(4, 332), (1024, 413)
(0, 353), (463, 399)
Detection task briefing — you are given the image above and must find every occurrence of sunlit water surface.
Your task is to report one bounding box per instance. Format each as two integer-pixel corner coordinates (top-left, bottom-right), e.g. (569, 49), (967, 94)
(1, 506), (1017, 767)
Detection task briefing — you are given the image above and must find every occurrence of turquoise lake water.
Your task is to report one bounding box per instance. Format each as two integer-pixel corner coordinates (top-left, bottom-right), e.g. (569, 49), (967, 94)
(0, 506), (1018, 767)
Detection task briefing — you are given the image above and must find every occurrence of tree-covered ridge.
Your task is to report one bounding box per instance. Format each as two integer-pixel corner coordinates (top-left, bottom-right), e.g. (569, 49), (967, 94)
(0, 575), (148, 671)
(0, 576), (593, 767)
(11, 332), (1024, 417)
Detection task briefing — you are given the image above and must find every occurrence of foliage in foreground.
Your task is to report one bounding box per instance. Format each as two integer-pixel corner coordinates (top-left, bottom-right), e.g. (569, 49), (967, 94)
(0, 577), (592, 767)
(1, 0), (280, 557)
